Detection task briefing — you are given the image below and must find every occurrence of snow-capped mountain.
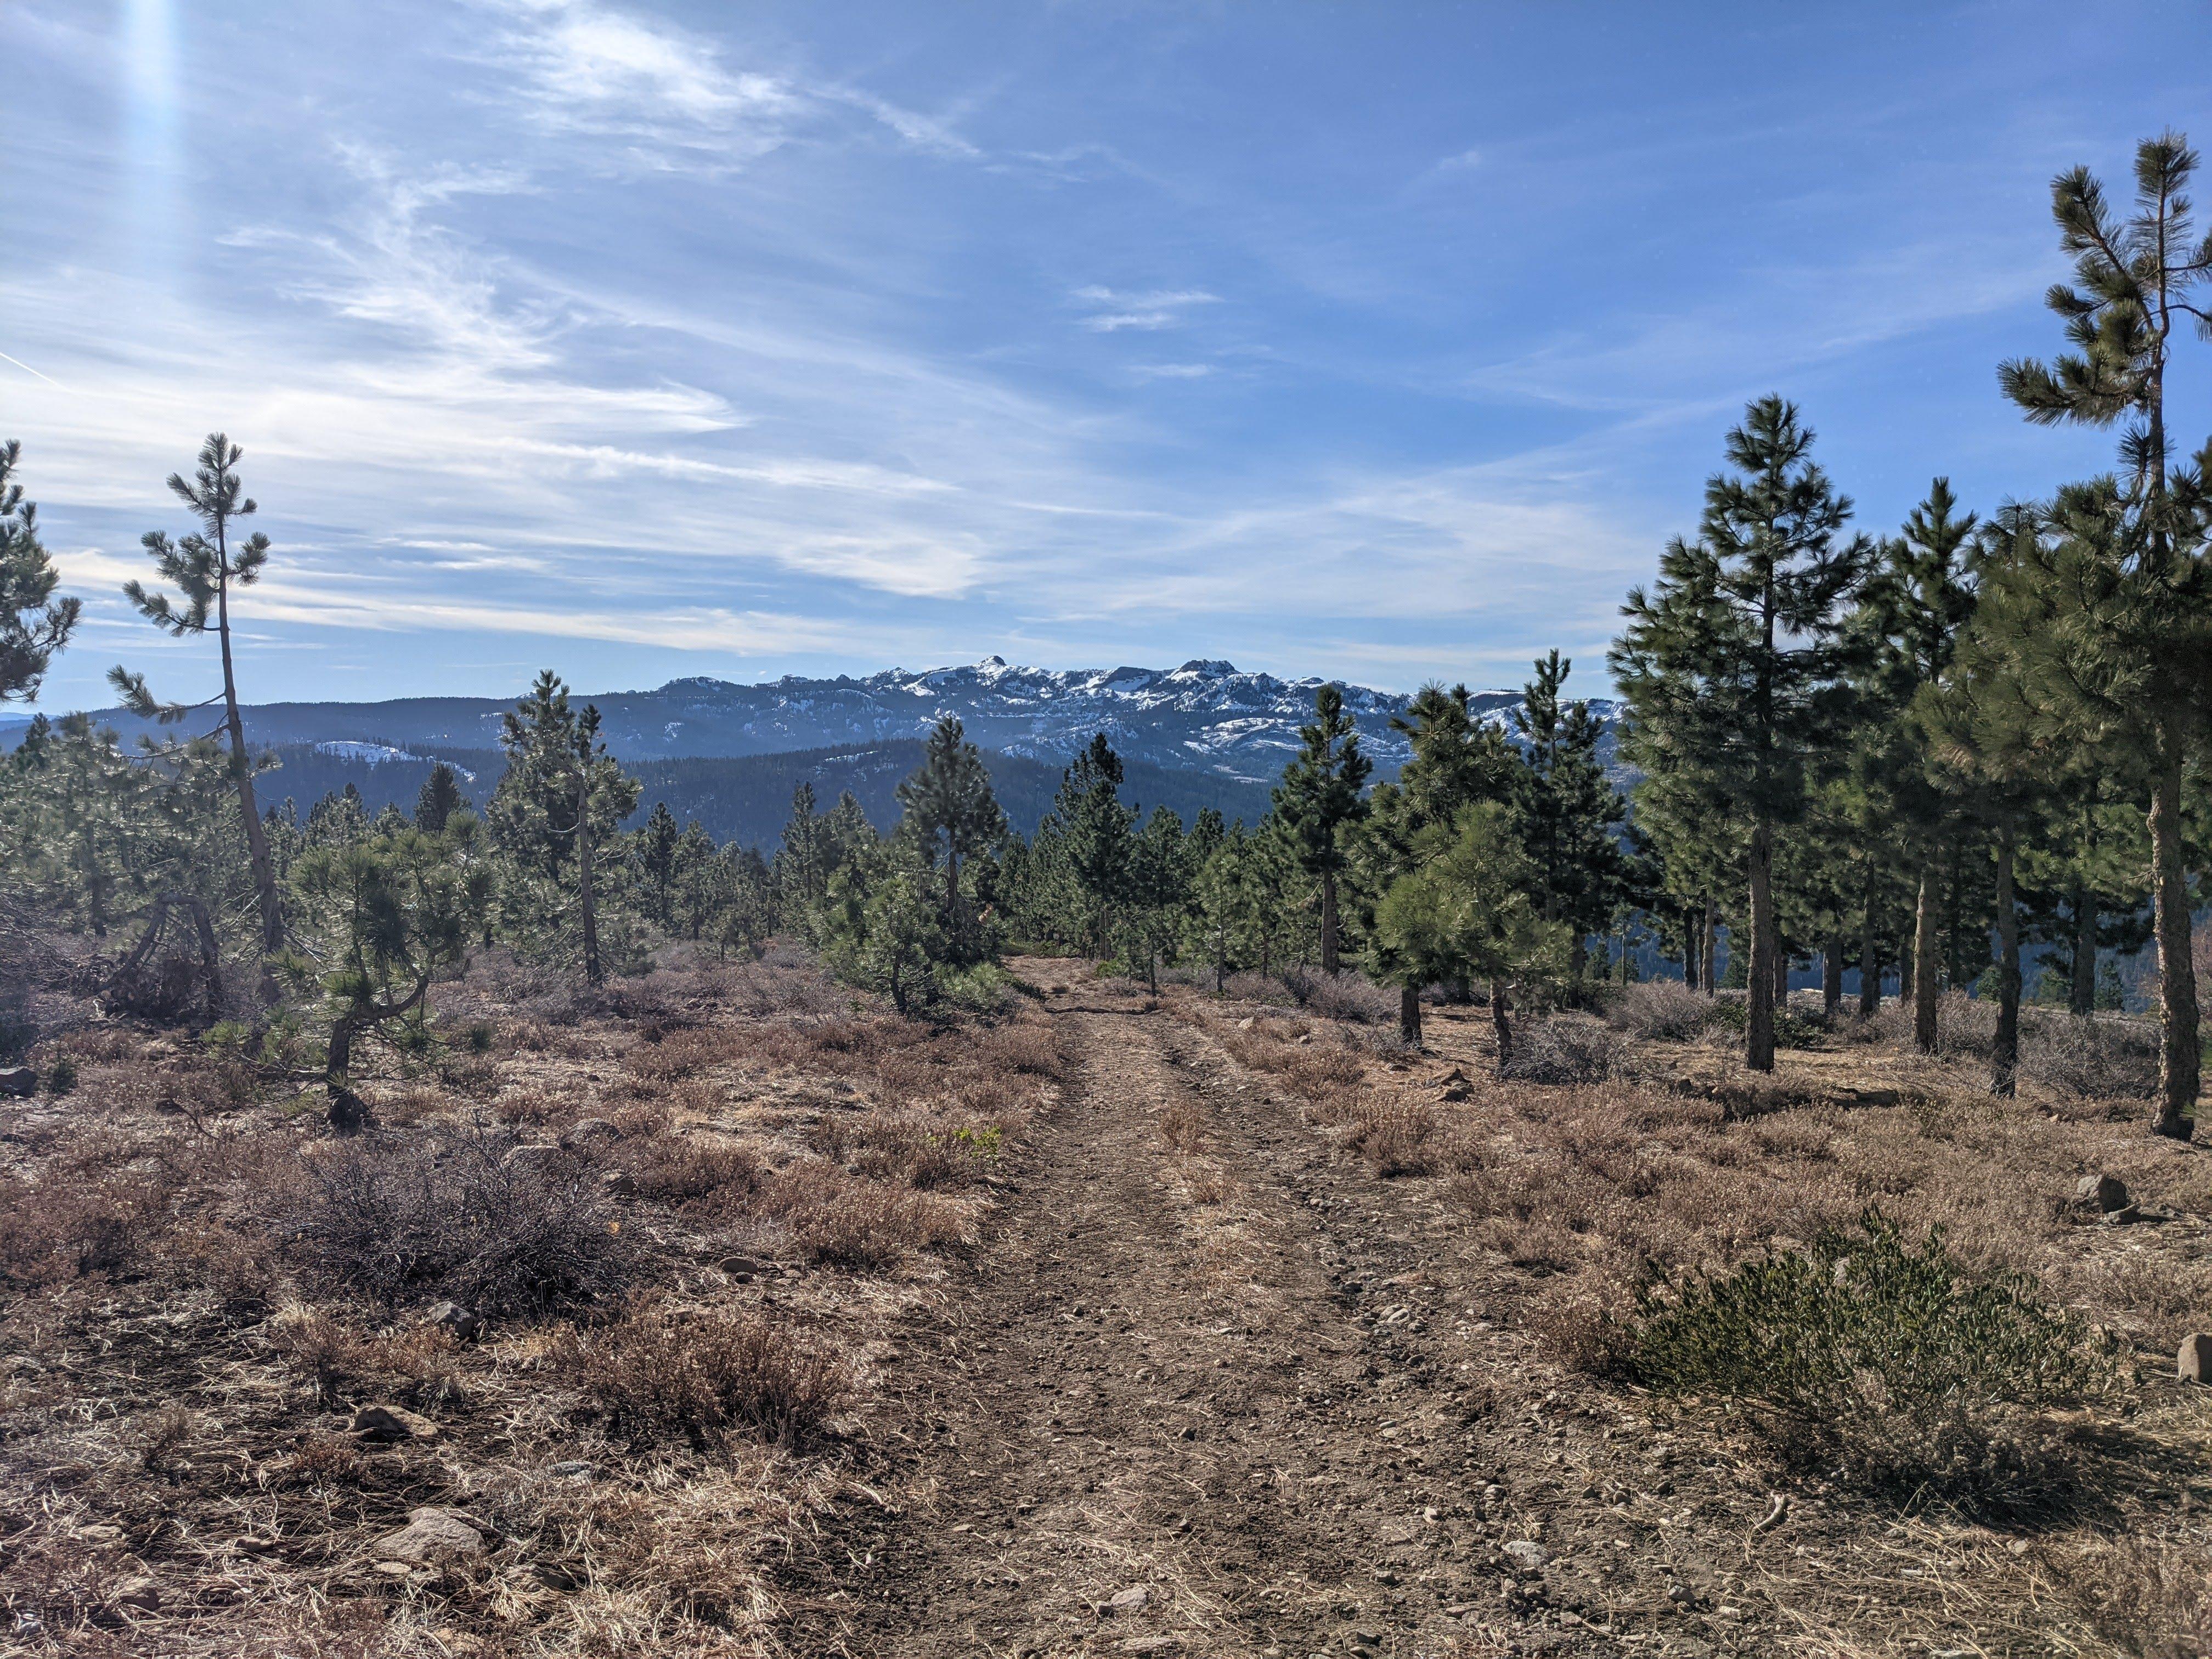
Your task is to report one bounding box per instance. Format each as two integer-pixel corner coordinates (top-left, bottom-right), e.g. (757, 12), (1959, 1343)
(34, 658), (1620, 786)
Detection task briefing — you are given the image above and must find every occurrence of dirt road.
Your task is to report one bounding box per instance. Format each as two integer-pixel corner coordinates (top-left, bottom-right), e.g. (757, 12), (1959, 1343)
(777, 971), (1609, 1658)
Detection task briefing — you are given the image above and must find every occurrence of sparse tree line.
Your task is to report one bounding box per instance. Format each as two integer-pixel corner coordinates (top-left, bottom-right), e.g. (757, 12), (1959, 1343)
(4, 132), (2212, 1143)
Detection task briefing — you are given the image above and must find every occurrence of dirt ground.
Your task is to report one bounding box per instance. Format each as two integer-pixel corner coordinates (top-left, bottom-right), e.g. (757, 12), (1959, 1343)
(9, 950), (2209, 1657)
(776, 961), (2212, 1659)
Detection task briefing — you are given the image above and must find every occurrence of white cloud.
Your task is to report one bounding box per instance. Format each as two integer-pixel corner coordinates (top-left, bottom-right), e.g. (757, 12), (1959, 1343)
(1131, 363), (1214, 380)
(472, 0), (980, 171)
(1070, 285), (1221, 335)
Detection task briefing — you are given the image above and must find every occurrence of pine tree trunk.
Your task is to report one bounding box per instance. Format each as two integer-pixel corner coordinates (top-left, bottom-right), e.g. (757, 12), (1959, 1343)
(1701, 896), (1718, 996)
(325, 1012), (369, 1133)
(1489, 978), (1514, 1076)
(1858, 866), (1881, 1018)
(2149, 746), (2200, 1139)
(217, 571), (283, 956)
(1319, 872), (1339, 977)
(1399, 983), (1422, 1048)
(1992, 826), (2020, 1098)
(1683, 917), (1699, 993)
(1568, 931), (1587, 1005)
(2069, 884), (2097, 1018)
(1912, 860), (1940, 1055)
(576, 770), (602, 987)
(1822, 936), (1843, 1026)
(1745, 825), (1775, 1073)
(1771, 927), (1789, 1009)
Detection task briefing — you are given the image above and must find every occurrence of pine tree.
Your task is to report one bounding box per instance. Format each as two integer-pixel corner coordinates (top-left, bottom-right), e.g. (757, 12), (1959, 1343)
(1995, 131), (2212, 1137)
(1372, 803), (1562, 1061)
(637, 801), (681, 927)
(1511, 651), (1629, 1000)
(1039, 735), (1135, 956)
(776, 782), (830, 913)
(1273, 684), (1372, 976)
(413, 762), (464, 834)
(1850, 479), (1980, 1052)
(895, 716), (1007, 927)
(487, 672), (641, 984)
(0, 441), (80, 704)
(109, 435), (286, 955)
(1119, 805), (1189, 990)
(1610, 397), (1869, 1070)
(286, 819), (482, 1131)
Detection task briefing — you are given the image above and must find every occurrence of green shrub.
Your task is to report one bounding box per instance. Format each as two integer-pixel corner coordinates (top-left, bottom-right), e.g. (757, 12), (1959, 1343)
(1630, 1211), (2117, 1508)
(43, 1054), (77, 1096)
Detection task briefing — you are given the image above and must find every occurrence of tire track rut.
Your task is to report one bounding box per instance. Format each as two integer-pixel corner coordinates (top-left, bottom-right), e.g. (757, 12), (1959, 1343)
(778, 979), (1541, 1658)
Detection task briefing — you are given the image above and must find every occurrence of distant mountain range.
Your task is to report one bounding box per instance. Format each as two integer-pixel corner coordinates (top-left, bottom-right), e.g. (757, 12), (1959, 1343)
(2, 658), (1624, 847)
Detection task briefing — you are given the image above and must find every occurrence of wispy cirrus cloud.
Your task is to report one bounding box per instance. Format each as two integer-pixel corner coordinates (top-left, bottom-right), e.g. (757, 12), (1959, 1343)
(1071, 285), (1221, 332)
(472, 0), (983, 171)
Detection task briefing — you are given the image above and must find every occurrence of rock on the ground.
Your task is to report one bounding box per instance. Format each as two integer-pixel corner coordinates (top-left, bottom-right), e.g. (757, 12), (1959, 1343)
(2179, 1332), (2212, 1384)
(1103, 1585), (1149, 1616)
(371, 1506), (486, 1564)
(0, 1066), (35, 1099)
(1502, 1539), (1549, 1571)
(110, 1576), (161, 1611)
(561, 1117), (620, 1147)
(426, 1300), (480, 1340)
(2076, 1173), (2130, 1214)
(352, 1403), (438, 1443)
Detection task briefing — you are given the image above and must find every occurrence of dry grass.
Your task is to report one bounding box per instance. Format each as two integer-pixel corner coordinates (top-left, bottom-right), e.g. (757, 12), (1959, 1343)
(0, 945), (1065, 1656)
(1176, 972), (2212, 1654)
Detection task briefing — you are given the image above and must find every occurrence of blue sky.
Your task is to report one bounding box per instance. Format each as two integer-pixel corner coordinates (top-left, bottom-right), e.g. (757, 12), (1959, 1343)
(5, 1), (2208, 710)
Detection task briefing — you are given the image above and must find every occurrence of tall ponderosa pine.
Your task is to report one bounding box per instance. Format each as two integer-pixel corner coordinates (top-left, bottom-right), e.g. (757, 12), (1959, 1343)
(0, 441), (80, 704)
(1996, 131), (2212, 1137)
(895, 716), (1007, 924)
(1511, 651), (1629, 999)
(109, 435), (286, 955)
(1273, 684), (1371, 976)
(1611, 397), (1867, 1071)
(1850, 479), (1979, 1052)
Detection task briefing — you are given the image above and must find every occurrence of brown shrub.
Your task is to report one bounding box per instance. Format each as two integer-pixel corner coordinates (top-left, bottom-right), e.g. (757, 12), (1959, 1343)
(1501, 1014), (1622, 1084)
(0, 1163), (168, 1286)
(758, 1164), (969, 1269)
(1602, 979), (1714, 1042)
(559, 1299), (852, 1447)
(627, 1025), (742, 1084)
(1331, 1095), (1436, 1176)
(619, 1135), (766, 1212)
(283, 1122), (635, 1314)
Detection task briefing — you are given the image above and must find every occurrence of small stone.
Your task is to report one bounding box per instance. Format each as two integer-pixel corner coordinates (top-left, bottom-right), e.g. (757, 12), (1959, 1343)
(1482, 1483), (1505, 1503)
(110, 1576), (161, 1611)
(2179, 1332), (2212, 1384)
(0, 1066), (34, 1099)
(351, 1403), (438, 1443)
(1104, 1585), (1150, 1616)
(426, 1301), (480, 1340)
(600, 1168), (639, 1196)
(2076, 1173), (2130, 1214)
(718, 1254), (766, 1278)
(370, 1506), (485, 1564)
(1236, 1017), (1256, 1030)
(1502, 1539), (1548, 1571)
(548, 1460), (600, 1481)
(1714, 1605), (1743, 1621)
(561, 1118), (619, 1148)
(2102, 1204), (2144, 1226)
(1666, 1581), (1695, 1607)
